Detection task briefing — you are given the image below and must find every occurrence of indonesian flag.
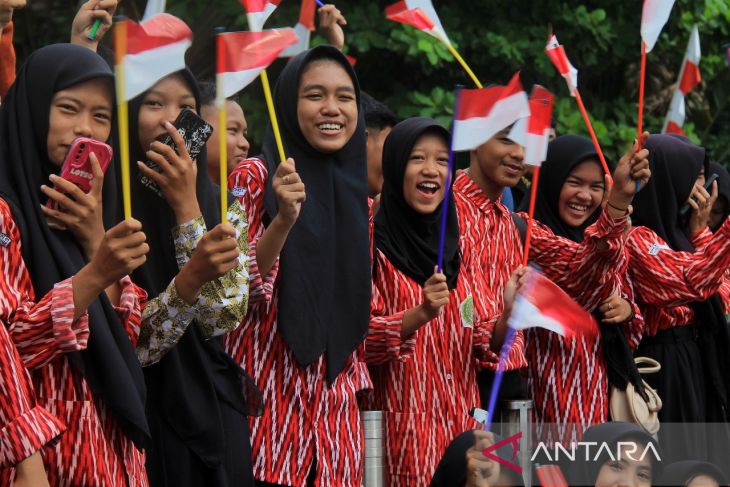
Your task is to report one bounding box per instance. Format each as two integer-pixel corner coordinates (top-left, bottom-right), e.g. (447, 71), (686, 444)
(240, 0), (283, 32)
(279, 0), (316, 58)
(385, 0), (451, 46)
(451, 72), (530, 152)
(508, 270), (599, 338)
(117, 14), (192, 101)
(217, 29), (299, 102)
(663, 25), (701, 135)
(508, 85), (554, 166)
(546, 34), (578, 96)
(641, 0), (676, 52)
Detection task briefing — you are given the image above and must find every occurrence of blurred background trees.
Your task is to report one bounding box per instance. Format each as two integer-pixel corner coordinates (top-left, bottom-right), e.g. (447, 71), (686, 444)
(12, 0), (730, 162)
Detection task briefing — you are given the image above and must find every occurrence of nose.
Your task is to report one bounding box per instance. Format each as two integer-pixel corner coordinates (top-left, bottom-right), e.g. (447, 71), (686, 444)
(575, 187), (592, 203)
(510, 143), (525, 162)
(421, 158), (440, 176)
(74, 113), (94, 139)
(164, 106), (181, 125)
(320, 95), (340, 116)
(238, 133), (250, 153)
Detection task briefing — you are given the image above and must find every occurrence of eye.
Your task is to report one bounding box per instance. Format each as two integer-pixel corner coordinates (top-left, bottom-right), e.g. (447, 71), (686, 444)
(57, 103), (77, 113)
(144, 99), (163, 108)
(409, 153), (425, 161)
(339, 94), (355, 102)
(437, 156), (449, 166)
(94, 112), (111, 122)
(608, 462), (623, 472)
(305, 92), (323, 100)
(181, 104), (195, 111)
(638, 471), (651, 481)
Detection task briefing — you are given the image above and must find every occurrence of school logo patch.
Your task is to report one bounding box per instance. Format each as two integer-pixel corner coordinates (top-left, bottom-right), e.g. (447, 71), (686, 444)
(648, 243), (671, 255)
(232, 187), (246, 197)
(460, 295), (474, 328)
(0, 232), (10, 247)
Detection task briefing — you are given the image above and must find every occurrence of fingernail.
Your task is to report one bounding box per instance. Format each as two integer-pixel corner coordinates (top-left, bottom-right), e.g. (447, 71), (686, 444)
(40, 185), (48, 190)
(49, 174), (57, 180)
(164, 121), (173, 128)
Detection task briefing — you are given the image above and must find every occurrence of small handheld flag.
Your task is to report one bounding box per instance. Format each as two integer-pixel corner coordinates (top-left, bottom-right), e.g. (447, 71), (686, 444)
(663, 26), (701, 135)
(451, 73), (529, 152)
(279, 0), (316, 58)
(240, 0), (283, 32)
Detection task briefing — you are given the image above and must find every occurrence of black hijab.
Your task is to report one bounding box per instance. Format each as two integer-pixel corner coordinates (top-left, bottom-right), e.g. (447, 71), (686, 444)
(118, 70), (257, 469)
(374, 117), (460, 289)
(567, 422), (661, 486)
(261, 45), (370, 383)
(709, 161), (730, 232)
(517, 134), (605, 242)
(0, 44), (149, 447)
(632, 134), (730, 421)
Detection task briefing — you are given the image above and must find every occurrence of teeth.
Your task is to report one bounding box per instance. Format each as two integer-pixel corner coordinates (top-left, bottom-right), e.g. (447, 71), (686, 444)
(317, 123), (342, 131)
(568, 204), (588, 212)
(417, 182), (439, 193)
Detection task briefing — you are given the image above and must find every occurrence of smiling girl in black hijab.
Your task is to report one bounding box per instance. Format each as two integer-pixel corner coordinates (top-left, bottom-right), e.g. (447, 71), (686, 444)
(626, 134), (730, 464)
(117, 69), (258, 486)
(223, 45), (371, 486)
(517, 135), (645, 446)
(0, 43), (151, 485)
(363, 117), (525, 486)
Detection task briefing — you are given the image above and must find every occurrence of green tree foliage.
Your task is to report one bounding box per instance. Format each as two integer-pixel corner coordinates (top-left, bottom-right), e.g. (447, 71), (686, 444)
(12, 0), (730, 161)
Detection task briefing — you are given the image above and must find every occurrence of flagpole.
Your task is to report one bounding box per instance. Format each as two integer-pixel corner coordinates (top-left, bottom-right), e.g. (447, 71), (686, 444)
(445, 43), (482, 88)
(437, 86), (462, 272)
(260, 69), (287, 163)
(484, 326), (517, 431)
(637, 41), (647, 140)
(114, 19), (132, 220)
(521, 166), (540, 266)
(216, 31), (228, 224)
(574, 91), (612, 186)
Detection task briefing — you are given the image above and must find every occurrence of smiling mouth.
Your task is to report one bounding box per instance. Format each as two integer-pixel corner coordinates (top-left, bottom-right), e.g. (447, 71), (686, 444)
(568, 203), (589, 213)
(316, 122), (344, 133)
(417, 181), (440, 196)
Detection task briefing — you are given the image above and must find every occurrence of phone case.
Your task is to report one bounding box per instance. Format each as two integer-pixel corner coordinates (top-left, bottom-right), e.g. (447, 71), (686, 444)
(46, 138), (113, 210)
(138, 109), (214, 198)
(679, 172), (719, 218)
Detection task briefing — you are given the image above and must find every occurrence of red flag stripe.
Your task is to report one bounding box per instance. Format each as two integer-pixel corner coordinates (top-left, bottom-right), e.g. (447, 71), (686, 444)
(666, 120), (685, 135)
(300, 0), (316, 30)
(239, 0), (282, 13)
(217, 29), (298, 73)
(527, 85), (554, 135)
(456, 73), (523, 120)
(678, 61), (701, 94)
(123, 15), (192, 56)
(385, 1), (435, 31)
(546, 44), (572, 77)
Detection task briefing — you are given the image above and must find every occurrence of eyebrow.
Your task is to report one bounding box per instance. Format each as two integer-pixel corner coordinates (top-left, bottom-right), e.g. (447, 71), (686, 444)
(566, 174), (604, 184)
(54, 95), (112, 112)
(146, 90), (195, 101)
(300, 83), (356, 94)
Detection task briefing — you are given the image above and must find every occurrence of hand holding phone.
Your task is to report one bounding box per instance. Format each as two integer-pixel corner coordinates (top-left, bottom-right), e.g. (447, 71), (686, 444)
(136, 111), (212, 222)
(680, 173), (719, 218)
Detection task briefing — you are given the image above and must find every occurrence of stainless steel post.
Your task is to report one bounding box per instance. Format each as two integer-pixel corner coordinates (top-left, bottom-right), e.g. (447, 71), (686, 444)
(361, 411), (385, 487)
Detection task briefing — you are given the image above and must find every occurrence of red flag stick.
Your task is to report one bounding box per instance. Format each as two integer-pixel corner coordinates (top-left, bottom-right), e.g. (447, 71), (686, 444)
(574, 91), (613, 185)
(521, 166), (540, 266)
(638, 41), (647, 143)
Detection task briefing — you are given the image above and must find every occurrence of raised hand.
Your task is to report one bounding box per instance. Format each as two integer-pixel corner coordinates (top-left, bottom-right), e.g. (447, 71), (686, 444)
(272, 157), (306, 227)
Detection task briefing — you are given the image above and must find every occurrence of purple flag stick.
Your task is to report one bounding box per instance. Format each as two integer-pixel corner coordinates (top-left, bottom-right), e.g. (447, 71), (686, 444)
(437, 86), (463, 272)
(484, 326), (517, 431)
(316, 0), (326, 6)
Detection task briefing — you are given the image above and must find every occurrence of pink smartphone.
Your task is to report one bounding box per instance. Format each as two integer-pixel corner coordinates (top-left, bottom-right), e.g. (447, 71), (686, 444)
(46, 137), (113, 209)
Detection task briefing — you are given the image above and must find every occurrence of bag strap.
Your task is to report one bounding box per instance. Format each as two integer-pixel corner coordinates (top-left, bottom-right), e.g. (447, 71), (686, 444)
(512, 213), (527, 245)
(634, 356), (661, 374)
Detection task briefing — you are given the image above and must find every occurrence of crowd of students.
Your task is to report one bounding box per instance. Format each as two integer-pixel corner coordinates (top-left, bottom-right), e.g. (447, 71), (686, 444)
(1, 1), (730, 486)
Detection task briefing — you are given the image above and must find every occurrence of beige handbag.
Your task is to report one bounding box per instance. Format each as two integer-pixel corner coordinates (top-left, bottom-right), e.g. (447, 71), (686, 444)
(609, 357), (663, 435)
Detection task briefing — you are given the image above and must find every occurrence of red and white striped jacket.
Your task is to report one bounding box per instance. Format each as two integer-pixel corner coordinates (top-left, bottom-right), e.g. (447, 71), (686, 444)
(690, 226), (730, 314)
(362, 247), (516, 487)
(453, 171), (631, 445)
(0, 322), (64, 468)
(626, 220), (730, 336)
(225, 158), (380, 487)
(0, 198), (149, 486)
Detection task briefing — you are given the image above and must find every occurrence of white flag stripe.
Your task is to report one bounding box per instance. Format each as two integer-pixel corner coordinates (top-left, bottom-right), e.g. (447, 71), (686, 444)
(688, 25), (701, 63)
(279, 22), (311, 58)
(122, 38), (191, 100)
(142, 0), (166, 20)
(662, 84), (686, 132)
(524, 129), (551, 167)
(405, 0), (451, 46)
(452, 91), (530, 152)
(219, 68), (263, 99)
(508, 294), (566, 336)
(247, 4), (277, 32)
(662, 25), (700, 133)
(641, 0), (676, 52)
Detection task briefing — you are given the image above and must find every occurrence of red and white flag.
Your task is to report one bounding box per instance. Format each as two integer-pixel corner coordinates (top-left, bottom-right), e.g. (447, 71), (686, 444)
(663, 25), (701, 135)
(641, 0), (676, 52)
(546, 34), (578, 96)
(385, 0), (451, 46)
(451, 72), (529, 152)
(217, 29), (299, 102)
(508, 85), (554, 166)
(508, 270), (599, 338)
(117, 14), (192, 101)
(279, 0), (316, 58)
(240, 0), (283, 32)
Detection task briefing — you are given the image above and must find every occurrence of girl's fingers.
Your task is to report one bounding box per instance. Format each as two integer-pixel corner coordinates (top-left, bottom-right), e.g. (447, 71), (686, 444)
(136, 161), (165, 186)
(165, 121), (192, 162)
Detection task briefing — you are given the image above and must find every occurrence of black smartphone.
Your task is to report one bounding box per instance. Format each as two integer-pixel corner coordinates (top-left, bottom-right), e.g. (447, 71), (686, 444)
(138, 108), (214, 198)
(679, 172), (719, 218)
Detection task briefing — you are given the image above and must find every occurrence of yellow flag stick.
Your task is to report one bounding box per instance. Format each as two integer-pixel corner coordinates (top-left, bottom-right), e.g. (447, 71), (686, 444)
(260, 69), (286, 163)
(216, 32), (228, 224)
(114, 20), (132, 220)
(445, 42), (482, 88)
